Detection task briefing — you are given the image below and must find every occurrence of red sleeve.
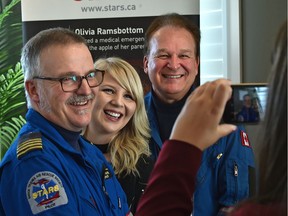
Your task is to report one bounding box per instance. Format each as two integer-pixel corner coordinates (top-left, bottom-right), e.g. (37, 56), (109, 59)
(135, 139), (202, 216)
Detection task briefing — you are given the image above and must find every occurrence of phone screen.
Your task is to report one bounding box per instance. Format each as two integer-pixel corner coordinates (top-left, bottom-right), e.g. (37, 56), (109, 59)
(223, 84), (268, 124)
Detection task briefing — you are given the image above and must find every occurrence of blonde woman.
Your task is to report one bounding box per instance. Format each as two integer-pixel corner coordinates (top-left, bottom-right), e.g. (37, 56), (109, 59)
(83, 57), (154, 214)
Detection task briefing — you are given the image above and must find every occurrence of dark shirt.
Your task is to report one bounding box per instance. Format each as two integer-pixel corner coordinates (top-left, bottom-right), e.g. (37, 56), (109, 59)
(118, 155), (155, 214)
(152, 88), (193, 142)
(136, 140), (202, 216)
(47, 119), (81, 151)
(91, 141), (155, 215)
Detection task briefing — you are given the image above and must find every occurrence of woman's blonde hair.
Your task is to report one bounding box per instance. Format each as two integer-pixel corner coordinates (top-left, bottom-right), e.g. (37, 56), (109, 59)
(94, 57), (151, 176)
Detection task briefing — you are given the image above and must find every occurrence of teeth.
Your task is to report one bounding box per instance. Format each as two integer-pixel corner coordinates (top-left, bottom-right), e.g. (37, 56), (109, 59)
(164, 74), (182, 79)
(72, 101), (88, 106)
(106, 111), (121, 118)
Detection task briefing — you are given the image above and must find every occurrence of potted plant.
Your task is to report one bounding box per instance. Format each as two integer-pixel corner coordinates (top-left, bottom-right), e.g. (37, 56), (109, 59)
(0, 0), (26, 160)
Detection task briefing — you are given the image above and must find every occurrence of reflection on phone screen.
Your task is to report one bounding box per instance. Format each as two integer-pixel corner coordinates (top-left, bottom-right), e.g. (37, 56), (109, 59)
(223, 84), (268, 124)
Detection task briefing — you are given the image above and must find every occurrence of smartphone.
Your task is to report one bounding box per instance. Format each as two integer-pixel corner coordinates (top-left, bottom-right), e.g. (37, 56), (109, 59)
(223, 83), (268, 124)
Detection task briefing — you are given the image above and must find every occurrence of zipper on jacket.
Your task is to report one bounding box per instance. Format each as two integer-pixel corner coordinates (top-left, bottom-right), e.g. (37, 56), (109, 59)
(234, 163), (238, 176)
(233, 162), (238, 203)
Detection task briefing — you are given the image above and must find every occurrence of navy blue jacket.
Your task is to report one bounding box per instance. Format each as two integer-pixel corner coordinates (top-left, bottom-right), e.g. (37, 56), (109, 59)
(0, 109), (129, 216)
(145, 91), (255, 216)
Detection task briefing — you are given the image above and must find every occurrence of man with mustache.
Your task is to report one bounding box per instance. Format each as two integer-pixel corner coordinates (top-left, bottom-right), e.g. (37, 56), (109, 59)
(0, 27), (130, 216)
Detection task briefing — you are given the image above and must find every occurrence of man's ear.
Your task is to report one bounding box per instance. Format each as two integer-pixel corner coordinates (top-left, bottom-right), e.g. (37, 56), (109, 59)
(143, 55), (148, 74)
(25, 80), (40, 103)
(195, 56), (200, 75)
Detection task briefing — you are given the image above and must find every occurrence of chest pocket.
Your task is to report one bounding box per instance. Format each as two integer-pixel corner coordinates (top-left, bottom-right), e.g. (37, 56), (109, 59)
(195, 143), (251, 207)
(67, 161), (108, 215)
(218, 159), (250, 206)
(74, 173), (105, 215)
(195, 145), (219, 185)
(79, 194), (101, 214)
(193, 146), (221, 215)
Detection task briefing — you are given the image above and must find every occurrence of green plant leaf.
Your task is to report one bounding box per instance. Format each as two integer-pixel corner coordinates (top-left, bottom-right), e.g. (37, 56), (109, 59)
(0, 116), (26, 159)
(0, 0), (21, 27)
(0, 0), (25, 160)
(0, 0), (22, 74)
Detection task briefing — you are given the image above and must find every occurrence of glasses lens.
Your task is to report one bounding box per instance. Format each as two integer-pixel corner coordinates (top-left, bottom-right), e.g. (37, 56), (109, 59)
(61, 75), (80, 92)
(87, 70), (104, 87)
(61, 71), (104, 92)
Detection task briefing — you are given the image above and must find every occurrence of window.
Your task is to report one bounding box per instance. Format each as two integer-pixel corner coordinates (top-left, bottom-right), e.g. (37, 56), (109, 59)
(200, 0), (241, 84)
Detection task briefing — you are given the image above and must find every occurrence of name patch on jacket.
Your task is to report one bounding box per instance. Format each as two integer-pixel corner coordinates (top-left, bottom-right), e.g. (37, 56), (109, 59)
(241, 131), (251, 148)
(17, 132), (43, 159)
(26, 171), (68, 214)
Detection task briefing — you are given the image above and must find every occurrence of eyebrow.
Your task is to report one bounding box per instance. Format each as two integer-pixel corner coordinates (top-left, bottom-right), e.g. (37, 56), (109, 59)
(59, 70), (96, 77)
(156, 48), (194, 53)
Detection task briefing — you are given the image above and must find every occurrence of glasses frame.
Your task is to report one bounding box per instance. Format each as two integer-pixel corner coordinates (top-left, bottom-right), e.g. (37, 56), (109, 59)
(33, 69), (105, 92)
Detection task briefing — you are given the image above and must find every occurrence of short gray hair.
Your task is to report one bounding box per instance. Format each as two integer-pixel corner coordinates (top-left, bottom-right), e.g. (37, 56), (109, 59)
(21, 27), (88, 108)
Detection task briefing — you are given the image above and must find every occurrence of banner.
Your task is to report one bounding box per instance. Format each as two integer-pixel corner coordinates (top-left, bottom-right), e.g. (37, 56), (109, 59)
(22, 0), (199, 92)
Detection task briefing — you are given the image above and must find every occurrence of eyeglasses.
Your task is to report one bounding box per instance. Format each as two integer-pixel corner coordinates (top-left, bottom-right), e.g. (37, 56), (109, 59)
(33, 69), (105, 92)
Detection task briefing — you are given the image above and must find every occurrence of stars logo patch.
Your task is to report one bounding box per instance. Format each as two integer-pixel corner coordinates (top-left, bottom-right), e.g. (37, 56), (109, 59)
(26, 171), (68, 214)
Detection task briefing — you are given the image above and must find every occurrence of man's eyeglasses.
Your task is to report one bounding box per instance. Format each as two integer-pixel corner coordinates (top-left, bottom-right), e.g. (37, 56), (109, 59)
(33, 69), (105, 92)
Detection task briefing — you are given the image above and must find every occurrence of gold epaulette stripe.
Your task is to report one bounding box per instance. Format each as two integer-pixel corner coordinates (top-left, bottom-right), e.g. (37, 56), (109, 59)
(18, 138), (42, 149)
(17, 140), (42, 154)
(17, 138), (43, 159)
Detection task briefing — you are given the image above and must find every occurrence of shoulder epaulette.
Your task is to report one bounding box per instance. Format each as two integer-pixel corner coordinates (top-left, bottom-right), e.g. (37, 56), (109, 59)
(17, 132), (43, 159)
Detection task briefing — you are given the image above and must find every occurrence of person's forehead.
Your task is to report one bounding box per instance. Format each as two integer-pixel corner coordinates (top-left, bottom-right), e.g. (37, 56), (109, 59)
(149, 26), (196, 52)
(41, 43), (88, 53)
(150, 26), (195, 47)
(152, 26), (193, 38)
(39, 43), (93, 76)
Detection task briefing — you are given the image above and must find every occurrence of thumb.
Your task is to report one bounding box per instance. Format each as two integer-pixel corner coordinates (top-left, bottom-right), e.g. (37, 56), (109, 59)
(217, 124), (237, 138)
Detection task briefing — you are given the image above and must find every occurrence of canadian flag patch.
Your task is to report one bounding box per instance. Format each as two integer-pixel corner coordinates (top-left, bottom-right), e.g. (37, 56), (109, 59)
(241, 131), (251, 148)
